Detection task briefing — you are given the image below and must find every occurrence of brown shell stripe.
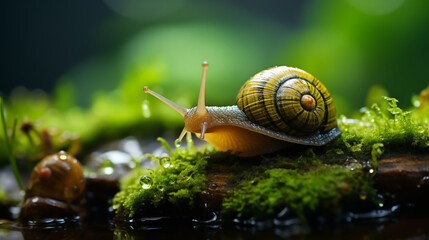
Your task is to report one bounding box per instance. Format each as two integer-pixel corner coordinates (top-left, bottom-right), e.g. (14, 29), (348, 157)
(240, 79), (281, 131)
(309, 77), (337, 133)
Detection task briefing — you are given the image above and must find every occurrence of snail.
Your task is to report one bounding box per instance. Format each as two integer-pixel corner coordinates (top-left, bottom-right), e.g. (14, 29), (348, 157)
(20, 151), (86, 220)
(144, 62), (341, 157)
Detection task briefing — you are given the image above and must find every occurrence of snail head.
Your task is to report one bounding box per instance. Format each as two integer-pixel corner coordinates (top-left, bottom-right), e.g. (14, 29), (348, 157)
(144, 61), (212, 142)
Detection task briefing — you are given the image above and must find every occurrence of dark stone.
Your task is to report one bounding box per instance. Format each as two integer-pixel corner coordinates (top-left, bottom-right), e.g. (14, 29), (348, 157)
(376, 154), (429, 202)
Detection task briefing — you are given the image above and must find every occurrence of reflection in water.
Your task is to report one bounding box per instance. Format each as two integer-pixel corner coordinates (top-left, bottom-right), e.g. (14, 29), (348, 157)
(1, 203), (429, 240)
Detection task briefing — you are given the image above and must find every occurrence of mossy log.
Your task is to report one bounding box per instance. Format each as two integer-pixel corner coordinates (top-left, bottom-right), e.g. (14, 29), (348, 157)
(201, 154), (429, 211)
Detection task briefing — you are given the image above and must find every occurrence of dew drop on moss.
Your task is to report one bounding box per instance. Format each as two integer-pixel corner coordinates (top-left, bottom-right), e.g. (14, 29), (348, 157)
(160, 157), (171, 168)
(345, 157), (361, 171)
(140, 176), (152, 189)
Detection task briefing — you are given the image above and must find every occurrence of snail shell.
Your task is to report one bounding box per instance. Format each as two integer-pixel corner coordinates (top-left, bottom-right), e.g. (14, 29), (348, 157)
(25, 151), (86, 203)
(237, 66), (337, 137)
(20, 151), (86, 220)
(144, 63), (341, 156)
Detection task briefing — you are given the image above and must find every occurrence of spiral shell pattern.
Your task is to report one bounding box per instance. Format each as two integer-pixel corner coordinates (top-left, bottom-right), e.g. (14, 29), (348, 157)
(26, 151), (86, 203)
(236, 66), (337, 136)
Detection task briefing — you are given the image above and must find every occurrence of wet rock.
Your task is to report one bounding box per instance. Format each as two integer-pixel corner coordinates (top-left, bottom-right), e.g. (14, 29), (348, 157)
(84, 177), (119, 220)
(376, 154), (429, 201)
(19, 196), (84, 221)
(200, 173), (230, 210)
(84, 137), (144, 180)
(199, 163), (246, 210)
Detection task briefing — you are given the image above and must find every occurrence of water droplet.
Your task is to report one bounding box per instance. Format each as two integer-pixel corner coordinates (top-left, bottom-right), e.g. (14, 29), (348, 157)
(102, 167), (114, 175)
(57, 151), (68, 161)
(208, 183), (218, 191)
(99, 159), (115, 175)
(174, 139), (182, 148)
(345, 157), (362, 171)
(412, 95), (421, 108)
(160, 157), (171, 168)
(142, 99), (151, 118)
(362, 161), (375, 175)
(140, 176), (152, 189)
(359, 191), (367, 200)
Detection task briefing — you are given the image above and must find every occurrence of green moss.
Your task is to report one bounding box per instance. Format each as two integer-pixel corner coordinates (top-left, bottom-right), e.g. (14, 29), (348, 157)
(221, 166), (375, 220)
(112, 137), (209, 217)
(336, 97), (429, 158)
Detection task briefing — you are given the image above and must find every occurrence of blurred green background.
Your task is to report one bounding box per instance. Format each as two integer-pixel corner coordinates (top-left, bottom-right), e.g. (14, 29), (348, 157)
(1, 0), (428, 161)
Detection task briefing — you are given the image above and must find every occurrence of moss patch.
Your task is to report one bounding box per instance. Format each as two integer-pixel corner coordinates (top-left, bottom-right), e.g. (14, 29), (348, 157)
(221, 166), (375, 220)
(112, 137), (209, 218)
(336, 97), (429, 159)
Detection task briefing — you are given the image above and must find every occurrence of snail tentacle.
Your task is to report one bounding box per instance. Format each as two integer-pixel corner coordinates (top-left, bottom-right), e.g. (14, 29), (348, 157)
(143, 86), (187, 117)
(196, 61), (209, 115)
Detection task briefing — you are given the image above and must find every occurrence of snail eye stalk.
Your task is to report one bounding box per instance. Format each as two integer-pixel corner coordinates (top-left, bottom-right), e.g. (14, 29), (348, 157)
(196, 61), (209, 115)
(143, 87), (187, 117)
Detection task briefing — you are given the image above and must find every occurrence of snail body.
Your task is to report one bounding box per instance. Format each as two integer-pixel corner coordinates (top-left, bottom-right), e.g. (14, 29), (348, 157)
(144, 63), (341, 157)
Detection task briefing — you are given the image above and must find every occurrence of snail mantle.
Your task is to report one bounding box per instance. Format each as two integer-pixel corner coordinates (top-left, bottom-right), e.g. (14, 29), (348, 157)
(144, 62), (341, 157)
